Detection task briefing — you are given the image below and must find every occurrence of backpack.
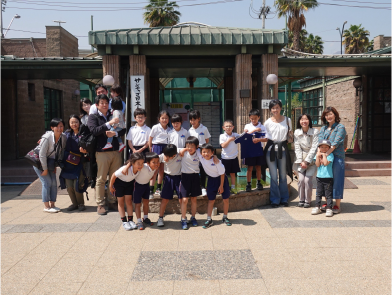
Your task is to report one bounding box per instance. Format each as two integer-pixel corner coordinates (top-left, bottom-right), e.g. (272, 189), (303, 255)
(79, 123), (96, 154)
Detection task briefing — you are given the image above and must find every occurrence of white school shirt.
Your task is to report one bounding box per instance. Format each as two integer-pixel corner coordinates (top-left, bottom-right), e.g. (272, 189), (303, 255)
(244, 122), (267, 147)
(135, 163), (156, 185)
(150, 123), (172, 144)
(196, 150), (225, 178)
(188, 124), (211, 145)
(159, 153), (182, 175)
(114, 165), (140, 182)
(169, 127), (189, 148)
(126, 124), (151, 146)
(264, 117), (292, 151)
(219, 132), (239, 160)
(179, 148), (200, 174)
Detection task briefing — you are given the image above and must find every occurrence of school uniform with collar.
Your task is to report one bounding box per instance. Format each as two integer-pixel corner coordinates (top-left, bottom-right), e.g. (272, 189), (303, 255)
(188, 124), (210, 145)
(126, 124), (151, 156)
(159, 153), (182, 200)
(134, 164), (156, 204)
(150, 123), (172, 155)
(113, 165), (140, 198)
(169, 127), (189, 148)
(219, 132), (241, 175)
(179, 149), (202, 198)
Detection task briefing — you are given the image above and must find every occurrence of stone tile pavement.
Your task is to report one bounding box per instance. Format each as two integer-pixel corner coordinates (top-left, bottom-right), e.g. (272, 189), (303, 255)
(1, 176), (391, 294)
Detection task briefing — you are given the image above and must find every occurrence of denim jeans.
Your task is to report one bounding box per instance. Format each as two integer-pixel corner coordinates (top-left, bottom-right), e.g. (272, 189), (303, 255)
(107, 126), (123, 144)
(332, 156), (345, 199)
(266, 150), (289, 205)
(33, 166), (57, 202)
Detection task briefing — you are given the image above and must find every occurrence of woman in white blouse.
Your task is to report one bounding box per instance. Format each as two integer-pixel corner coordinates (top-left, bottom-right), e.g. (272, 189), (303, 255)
(254, 99), (293, 208)
(293, 114), (319, 208)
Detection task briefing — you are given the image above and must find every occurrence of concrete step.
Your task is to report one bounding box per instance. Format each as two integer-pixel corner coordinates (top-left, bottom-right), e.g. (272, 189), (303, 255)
(345, 168), (391, 177)
(345, 161), (391, 170)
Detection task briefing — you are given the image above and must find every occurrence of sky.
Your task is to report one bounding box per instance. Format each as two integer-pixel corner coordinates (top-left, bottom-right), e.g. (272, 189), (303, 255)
(2, 0), (391, 54)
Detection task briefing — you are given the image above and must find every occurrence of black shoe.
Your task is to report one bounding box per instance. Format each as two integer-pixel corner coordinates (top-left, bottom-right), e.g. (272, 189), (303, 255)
(304, 202), (310, 208)
(280, 202), (289, 207)
(257, 182), (263, 190)
(67, 204), (78, 211)
(143, 217), (154, 226)
(245, 184), (252, 192)
(297, 202), (304, 207)
(271, 203), (279, 208)
(222, 217), (232, 226)
(202, 219), (213, 229)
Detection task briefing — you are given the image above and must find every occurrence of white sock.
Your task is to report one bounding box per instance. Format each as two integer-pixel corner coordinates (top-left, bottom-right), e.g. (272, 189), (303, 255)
(144, 215), (148, 219)
(207, 216), (211, 220)
(137, 218), (142, 223)
(181, 217), (187, 221)
(223, 214), (228, 219)
(231, 184), (235, 189)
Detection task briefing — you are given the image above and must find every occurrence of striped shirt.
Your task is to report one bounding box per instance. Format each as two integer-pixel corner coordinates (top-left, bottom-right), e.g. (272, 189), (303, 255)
(318, 123), (347, 159)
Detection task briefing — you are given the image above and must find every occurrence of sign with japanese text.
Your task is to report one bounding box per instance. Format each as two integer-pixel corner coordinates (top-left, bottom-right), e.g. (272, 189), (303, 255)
(131, 75), (145, 115)
(261, 99), (272, 109)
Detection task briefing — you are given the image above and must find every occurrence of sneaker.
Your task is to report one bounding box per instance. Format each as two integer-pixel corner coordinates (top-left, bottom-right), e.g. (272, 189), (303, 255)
(67, 204), (78, 211)
(190, 216), (198, 227)
(97, 205), (107, 215)
(51, 206), (61, 212)
(230, 187), (237, 194)
(181, 219), (188, 230)
(297, 202), (305, 207)
(154, 189), (161, 196)
(149, 192), (154, 199)
(271, 203), (279, 208)
(280, 202), (289, 207)
(332, 205), (341, 214)
(201, 188), (207, 196)
(245, 184), (252, 192)
(321, 204), (327, 211)
(137, 222), (144, 230)
(102, 143), (113, 150)
(78, 204), (86, 211)
(311, 207), (322, 215)
(257, 182), (264, 190)
(157, 217), (164, 227)
(304, 203), (311, 208)
(143, 217), (153, 226)
(222, 217), (232, 226)
(44, 207), (58, 213)
(326, 209), (334, 217)
(128, 220), (137, 229)
(119, 143), (126, 152)
(202, 219), (213, 229)
(122, 221), (132, 231)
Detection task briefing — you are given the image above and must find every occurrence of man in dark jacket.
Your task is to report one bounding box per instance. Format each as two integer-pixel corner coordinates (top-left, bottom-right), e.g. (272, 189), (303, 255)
(88, 94), (125, 215)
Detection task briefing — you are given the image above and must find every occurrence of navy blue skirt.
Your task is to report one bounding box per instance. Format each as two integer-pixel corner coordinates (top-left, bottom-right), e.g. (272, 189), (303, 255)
(152, 144), (167, 155)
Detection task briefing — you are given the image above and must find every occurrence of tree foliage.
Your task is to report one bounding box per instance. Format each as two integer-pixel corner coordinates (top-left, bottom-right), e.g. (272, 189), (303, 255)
(287, 29), (308, 51)
(304, 33), (324, 54)
(342, 24), (370, 54)
(143, 0), (181, 27)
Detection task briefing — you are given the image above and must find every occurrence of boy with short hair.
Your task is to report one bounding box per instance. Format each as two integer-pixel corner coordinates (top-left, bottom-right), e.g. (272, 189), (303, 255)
(188, 110), (211, 196)
(123, 152), (160, 229)
(157, 144), (183, 227)
(126, 108), (151, 157)
(243, 109), (268, 192)
(312, 140), (334, 217)
(219, 119), (241, 193)
(169, 114), (189, 149)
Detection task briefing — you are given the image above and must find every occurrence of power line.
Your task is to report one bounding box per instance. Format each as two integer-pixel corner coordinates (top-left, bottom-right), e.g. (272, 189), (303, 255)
(5, 28), (88, 36)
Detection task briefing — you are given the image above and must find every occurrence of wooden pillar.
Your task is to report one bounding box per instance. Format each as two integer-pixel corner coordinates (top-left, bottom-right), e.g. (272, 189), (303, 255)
(260, 54), (278, 122)
(233, 54), (252, 134)
(150, 77), (160, 126)
(102, 55), (121, 85)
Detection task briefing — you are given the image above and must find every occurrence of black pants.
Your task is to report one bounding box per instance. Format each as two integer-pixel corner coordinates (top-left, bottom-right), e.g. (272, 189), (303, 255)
(315, 177), (333, 209)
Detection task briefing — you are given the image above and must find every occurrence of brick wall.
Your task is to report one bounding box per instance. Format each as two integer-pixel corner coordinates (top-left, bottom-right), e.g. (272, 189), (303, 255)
(46, 26), (78, 57)
(1, 79), (17, 160)
(374, 35), (392, 50)
(325, 79), (359, 148)
(1, 38), (46, 57)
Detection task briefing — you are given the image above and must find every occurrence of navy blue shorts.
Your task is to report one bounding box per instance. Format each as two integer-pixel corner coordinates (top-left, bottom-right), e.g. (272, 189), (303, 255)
(221, 158), (241, 174)
(207, 175), (231, 200)
(244, 155), (266, 167)
(130, 145), (149, 156)
(113, 178), (135, 198)
(133, 182), (150, 204)
(161, 174), (182, 200)
(180, 173), (202, 198)
(152, 144), (167, 155)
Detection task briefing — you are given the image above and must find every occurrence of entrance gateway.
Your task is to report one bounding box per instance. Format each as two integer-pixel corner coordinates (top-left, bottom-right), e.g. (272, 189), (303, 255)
(89, 25), (287, 144)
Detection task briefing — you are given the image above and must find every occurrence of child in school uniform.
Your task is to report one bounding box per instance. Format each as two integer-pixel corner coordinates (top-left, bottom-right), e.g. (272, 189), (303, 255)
(169, 113), (189, 149)
(219, 119), (241, 194)
(122, 152), (160, 230)
(243, 109), (268, 192)
(109, 153), (144, 231)
(126, 108), (150, 158)
(188, 109), (211, 196)
(156, 144), (183, 227)
(149, 110), (172, 197)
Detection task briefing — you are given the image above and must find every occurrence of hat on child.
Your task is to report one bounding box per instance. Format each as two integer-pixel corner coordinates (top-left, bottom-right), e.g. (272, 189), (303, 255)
(318, 139), (331, 147)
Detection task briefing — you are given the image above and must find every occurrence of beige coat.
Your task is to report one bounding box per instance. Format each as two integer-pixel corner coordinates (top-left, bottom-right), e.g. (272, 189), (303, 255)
(293, 127), (319, 175)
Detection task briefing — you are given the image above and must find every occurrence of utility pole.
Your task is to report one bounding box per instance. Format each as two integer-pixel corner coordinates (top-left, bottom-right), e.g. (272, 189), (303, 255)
(261, 0), (266, 29)
(91, 15), (94, 53)
(1, 0), (6, 38)
(259, 0), (270, 29)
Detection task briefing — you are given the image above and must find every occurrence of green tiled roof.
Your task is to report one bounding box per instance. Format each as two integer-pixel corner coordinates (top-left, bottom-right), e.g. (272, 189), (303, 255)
(89, 25), (288, 46)
(367, 46), (391, 55)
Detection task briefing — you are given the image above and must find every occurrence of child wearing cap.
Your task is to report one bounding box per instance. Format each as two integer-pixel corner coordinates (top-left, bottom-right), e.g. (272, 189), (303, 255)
(311, 139), (335, 217)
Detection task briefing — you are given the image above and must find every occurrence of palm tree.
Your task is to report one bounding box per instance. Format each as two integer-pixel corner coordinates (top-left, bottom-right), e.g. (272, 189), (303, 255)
(143, 0), (181, 27)
(287, 29), (308, 51)
(275, 0), (319, 51)
(304, 33), (324, 54)
(364, 39), (374, 52)
(342, 24), (370, 54)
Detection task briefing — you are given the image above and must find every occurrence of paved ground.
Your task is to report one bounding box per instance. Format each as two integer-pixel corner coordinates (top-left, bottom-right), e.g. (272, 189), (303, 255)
(1, 176), (391, 295)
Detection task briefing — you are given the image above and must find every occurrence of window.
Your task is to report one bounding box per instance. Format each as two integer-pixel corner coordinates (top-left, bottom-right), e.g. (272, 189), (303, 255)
(44, 88), (62, 130)
(28, 83), (35, 101)
(302, 88), (323, 125)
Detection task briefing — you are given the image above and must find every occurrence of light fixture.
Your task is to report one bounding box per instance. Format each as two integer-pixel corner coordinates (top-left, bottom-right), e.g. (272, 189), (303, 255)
(72, 89), (80, 99)
(4, 14), (22, 37)
(266, 74), (278, 97)
(353, 78), (362, 97)
(53, 20), (66, 27)
(103, 75), (115, 86)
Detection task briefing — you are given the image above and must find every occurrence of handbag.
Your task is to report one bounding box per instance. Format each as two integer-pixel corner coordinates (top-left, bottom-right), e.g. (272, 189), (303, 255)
(66, 151), (81, 166)
(286, 117), (294, 143)
(24, 135), (61, 171)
